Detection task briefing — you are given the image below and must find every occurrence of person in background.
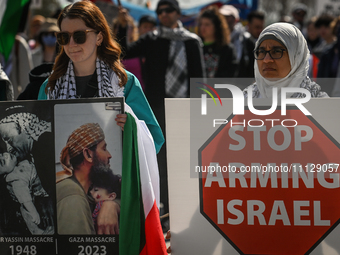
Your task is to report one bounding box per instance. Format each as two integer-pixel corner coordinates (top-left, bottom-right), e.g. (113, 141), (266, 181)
(291, 3), (308, 36)
(306, 17), (322, 79)
(112, 10), (138, 46)
(17, 63), (54, 100)
(31, 18), (59, 67)
(19, 19), (59, 100)
(138, 15), (157, 36)
(0, 63), (14, 101)
(28, 15), (46, 50)
(238, 10), (265, 78)
(317, 16), (340, 78)
(136, 15), (157, 88)
(306, 17), (322, 52)
(314, 14), (336, 59)
(114, 13), (157, 89)
(198, 6), (237, 78)
(219, 5), (245, 65)
(115, 0), (205, 232)
(9, 34), (33, 99)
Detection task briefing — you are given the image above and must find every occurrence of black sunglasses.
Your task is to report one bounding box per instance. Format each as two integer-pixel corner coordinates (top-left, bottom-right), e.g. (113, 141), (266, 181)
(55, 30), (97, 45)
(156, 7), (176, 15)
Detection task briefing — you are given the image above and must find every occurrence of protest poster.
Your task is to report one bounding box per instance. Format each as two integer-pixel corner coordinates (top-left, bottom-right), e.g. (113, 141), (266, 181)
(165, 79), (340, 255)
(0, 98), (123, 255)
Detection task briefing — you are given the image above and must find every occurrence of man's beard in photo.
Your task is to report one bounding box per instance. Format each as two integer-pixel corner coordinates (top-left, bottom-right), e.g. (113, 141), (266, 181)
(92, 150), (110, 167)
(89, 153), (111, 183)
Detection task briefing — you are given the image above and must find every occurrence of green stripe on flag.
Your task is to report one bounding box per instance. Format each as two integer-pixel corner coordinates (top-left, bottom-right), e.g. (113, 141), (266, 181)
(0, 0), (30, 61)
(120, 113), (146, 254)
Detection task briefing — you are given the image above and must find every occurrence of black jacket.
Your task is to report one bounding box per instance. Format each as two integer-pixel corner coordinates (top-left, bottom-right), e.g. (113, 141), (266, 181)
(17, 63), (53, 100)
(237, 32), (256, 78)
(202, 42), (237, 78)
(117, 26), (205, 109)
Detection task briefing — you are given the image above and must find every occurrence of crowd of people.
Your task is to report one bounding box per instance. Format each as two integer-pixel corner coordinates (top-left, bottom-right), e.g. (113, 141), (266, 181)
(2, 2), (340, 99)
(0, 0), (337, 243)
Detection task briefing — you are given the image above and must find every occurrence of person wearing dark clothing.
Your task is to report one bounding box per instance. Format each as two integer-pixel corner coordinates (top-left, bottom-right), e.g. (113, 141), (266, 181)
(0, 63), (14, 101)
(198, 6), (237, 78)
(317, 17), (340, 80)
(314, 14), (336, 59)
(237, 10), (265, 78)
(17, 63), (53, 100)
(116, 0), (205, 229)
(117, 13), (205, 108)
(202, 43), (236, 77)
(306, 17), (322, 52)
(317, 43), (339, 78)
(237, 33), (256, 77)
(113, 14), (157, 90)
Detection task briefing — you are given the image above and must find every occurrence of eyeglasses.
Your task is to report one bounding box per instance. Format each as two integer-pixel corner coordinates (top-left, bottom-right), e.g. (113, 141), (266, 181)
(156, 7), (176, 15)
(253, 48), (287, 60)
(55, 30), (97, 45)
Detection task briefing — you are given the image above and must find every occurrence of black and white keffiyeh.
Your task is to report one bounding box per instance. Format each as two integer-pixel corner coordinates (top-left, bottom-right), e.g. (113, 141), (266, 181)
(0, 112), (51, 141)
(155, 21), (203, 98)
(48, 58), (124, 99)
(165, 40), (188, 97)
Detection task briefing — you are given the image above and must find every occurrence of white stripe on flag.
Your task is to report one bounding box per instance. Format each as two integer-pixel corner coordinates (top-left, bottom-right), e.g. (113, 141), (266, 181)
(137, 120), (160, 216)
(0, 0), (8, 27)
(125, 103), (160, 217)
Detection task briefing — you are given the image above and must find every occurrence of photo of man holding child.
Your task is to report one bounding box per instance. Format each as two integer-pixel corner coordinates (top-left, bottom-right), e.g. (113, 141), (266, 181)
(54, 101), (123, 235)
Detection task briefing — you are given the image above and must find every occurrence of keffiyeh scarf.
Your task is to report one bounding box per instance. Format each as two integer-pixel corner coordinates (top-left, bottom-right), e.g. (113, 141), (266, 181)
(48, 58), (124, 99)
(0, 112), (51, 141)
(156, 21), (203, 98)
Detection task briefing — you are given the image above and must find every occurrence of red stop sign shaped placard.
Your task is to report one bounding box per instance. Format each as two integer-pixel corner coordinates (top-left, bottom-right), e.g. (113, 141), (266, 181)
(199, 109), (340, 255)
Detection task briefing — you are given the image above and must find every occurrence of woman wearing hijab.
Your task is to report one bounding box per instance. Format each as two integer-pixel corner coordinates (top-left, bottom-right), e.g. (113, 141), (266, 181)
(244, 22), (328, 98)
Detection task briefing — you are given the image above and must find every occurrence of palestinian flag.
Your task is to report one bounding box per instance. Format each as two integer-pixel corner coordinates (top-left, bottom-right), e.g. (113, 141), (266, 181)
(0, 0), (30, 61)
(120, 113), (167, 255)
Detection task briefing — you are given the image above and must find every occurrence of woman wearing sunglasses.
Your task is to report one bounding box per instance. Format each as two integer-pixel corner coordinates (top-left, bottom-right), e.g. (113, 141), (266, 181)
(37, 0), (164, 235)
(37, 1), (163, 151)
(244, 22), (328, 98)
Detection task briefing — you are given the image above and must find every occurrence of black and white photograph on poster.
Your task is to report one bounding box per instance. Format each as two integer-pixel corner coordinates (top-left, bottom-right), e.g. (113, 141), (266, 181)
(0, 103), (55, 237)
(54, 99), (123, 254)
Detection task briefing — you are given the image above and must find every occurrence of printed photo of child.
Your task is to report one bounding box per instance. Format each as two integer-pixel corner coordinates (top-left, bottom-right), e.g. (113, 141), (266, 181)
(89, 165), (121, 232)
(0, 152), (52, 235)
